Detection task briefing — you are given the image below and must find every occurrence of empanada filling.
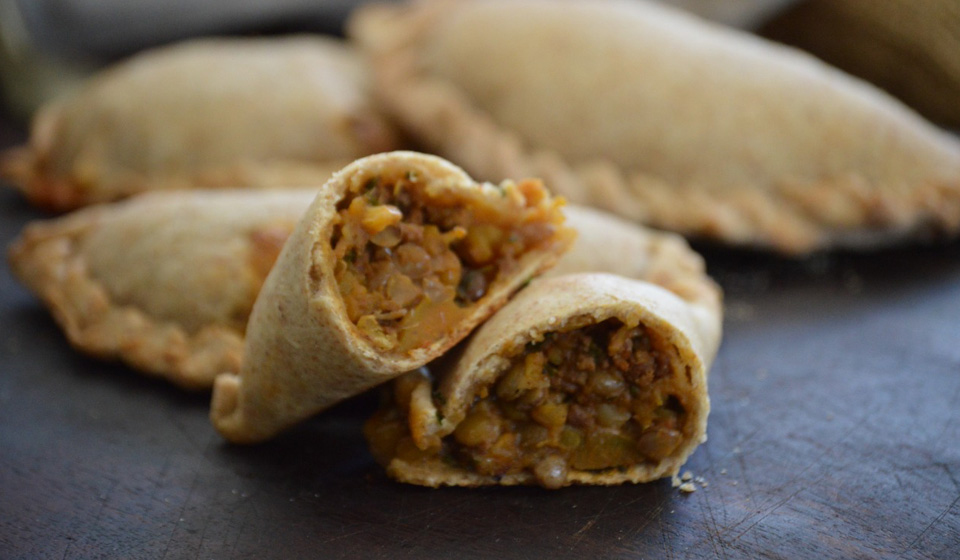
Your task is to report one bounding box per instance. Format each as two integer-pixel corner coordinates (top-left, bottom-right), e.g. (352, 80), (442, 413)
(367, 319), (691, 488)
(330, 171), (569, 354)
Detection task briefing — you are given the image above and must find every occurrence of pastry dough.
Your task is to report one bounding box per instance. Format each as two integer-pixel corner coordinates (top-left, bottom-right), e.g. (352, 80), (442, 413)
(8, 189), (317, 390)
(349, 0), (960, 253)
(211, 151), (574, 443)
(0, 36), (399, 211)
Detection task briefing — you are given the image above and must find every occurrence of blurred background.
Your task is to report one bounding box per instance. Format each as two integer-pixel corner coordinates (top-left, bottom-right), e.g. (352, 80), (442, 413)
(2, 0), (959, 127)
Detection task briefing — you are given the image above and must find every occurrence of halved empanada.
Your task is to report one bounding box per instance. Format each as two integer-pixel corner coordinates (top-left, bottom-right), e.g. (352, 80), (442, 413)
(211, 151), (574, 443)
(0, 36), (399, 211)
(8, 189), (317, 389)
(366, 273), (718, 488)
(349, 0), (960, 254)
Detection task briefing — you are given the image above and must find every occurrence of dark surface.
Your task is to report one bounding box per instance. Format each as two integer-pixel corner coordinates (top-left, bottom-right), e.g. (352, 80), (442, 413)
(1, 124), (959, 560)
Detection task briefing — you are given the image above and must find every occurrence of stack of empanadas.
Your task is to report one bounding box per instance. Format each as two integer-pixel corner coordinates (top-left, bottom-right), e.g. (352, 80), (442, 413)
(9, 0), (960, 490)
(9, 150), (722, 487)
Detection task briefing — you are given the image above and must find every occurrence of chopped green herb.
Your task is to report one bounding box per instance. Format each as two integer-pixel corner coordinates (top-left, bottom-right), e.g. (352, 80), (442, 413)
(590, 341), (607, 364)
(441, 454), (459, 467)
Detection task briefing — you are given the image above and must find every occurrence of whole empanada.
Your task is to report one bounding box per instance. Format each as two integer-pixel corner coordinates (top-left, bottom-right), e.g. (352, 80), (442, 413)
(349, 0), (960, 254)
(0, 36), (399, 211)
(211, 151), (574, 443)
(8, 189), (317, 390)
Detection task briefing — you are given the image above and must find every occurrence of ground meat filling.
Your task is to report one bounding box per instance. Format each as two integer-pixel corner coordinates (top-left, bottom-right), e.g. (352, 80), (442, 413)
(366, 319), (688, 489)
(330, 171), (564, 353)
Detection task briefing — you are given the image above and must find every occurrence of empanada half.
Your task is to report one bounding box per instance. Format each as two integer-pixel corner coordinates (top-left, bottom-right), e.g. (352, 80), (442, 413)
(349, 0), (960, 254)
(211, 151), (574, 443)
(366, 273), (717, 488)
(8, 189), (317, 390)
(0, 35), (399, 211)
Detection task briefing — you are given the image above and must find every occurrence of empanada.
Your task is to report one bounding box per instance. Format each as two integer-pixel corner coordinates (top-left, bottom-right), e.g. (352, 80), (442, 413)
(349, 0), (960, 254)
(366, 273), (718, 488)
(8, 189), (317, 390)
(0, 36), (399, 211)
(211, 151), (574, 443)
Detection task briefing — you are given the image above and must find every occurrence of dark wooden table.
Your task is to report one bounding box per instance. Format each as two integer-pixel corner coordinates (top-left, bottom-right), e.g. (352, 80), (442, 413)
(1, 121), (958, 559)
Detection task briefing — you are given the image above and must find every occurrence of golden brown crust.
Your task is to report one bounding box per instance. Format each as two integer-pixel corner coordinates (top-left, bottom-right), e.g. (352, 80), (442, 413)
(380, 273), (715, 487)
(8, 189), (317, 390)
(211, 151), (573, 444)
(349, 0), (960, 254)
(1, 36), (399, 211)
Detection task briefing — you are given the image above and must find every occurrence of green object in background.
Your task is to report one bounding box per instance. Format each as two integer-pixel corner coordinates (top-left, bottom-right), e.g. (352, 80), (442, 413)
(0, 1), (93, 121)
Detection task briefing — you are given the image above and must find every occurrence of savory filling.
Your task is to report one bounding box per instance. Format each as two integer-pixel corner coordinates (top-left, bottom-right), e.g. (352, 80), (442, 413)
(366, 319), (689, 489)
(330, 170), (568, 353)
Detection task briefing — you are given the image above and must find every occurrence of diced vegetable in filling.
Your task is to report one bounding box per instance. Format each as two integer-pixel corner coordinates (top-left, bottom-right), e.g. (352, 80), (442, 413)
(330, 170), (568, 353)
(366, 319), (689, 489)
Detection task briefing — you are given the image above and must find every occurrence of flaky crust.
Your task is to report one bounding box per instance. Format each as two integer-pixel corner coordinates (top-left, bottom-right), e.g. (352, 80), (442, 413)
(211, 151), (572, 444)
(349, 0), (960, 254)
(0, 36), (399, 211)
(386, 274), (716, 487)
(7, 189), (317, 390)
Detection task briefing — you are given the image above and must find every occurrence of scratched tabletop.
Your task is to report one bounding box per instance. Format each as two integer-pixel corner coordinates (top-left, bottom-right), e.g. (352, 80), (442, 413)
(2, 118), (959, 558)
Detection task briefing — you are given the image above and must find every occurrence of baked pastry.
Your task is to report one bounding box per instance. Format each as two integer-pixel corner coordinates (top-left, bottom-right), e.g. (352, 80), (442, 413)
(8, 189), (317, 390)
(211, 151), (574, 443)
(0, 36), (399, 211)
(349, 0), (960, 254)
(365, 205), (721, 487)
(366, 273), (718, 488)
